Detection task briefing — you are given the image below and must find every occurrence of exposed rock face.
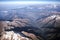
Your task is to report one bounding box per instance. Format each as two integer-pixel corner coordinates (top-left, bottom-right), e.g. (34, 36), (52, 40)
(0, 15), (60, 40)
(0, 18), (41, 40)
(55, 15), (60, 28)
(21, 31), (39, 40)
(0, 21), (5, 40)
(8, 18), (29, 27)
(1, 31), (31, 40)
(1, 31), (41, 40)
(1, 18), (30, 30)
(37, 15), (60, 40)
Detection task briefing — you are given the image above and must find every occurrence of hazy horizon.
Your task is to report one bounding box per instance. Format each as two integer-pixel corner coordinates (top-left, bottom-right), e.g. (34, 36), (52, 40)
(0, 0), (60, 2)
(0, 1), (60, 5)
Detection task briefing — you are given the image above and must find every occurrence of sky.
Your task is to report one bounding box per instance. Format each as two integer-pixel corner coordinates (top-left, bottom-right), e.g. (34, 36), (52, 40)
(0, 0), (60, 5)
(0, 0), (59, 5)
(0, 0), (60, 2)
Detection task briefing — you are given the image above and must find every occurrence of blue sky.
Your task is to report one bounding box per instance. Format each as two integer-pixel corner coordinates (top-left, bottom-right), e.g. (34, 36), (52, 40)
(0, 0), (60, 2)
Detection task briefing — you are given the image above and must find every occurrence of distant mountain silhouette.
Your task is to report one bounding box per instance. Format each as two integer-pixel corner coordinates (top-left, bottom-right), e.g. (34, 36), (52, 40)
(0, 4), (60, 21)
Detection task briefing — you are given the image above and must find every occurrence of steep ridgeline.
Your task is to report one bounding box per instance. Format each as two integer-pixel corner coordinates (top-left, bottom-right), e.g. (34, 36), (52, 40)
(37, 15), (60, 40)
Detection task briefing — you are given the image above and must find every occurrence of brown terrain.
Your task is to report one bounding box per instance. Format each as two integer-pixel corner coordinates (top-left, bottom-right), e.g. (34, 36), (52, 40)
(0, 14), (60, 40)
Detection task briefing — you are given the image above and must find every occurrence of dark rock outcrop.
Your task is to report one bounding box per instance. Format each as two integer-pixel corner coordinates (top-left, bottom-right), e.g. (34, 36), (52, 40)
(37, 15), (60, 40)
